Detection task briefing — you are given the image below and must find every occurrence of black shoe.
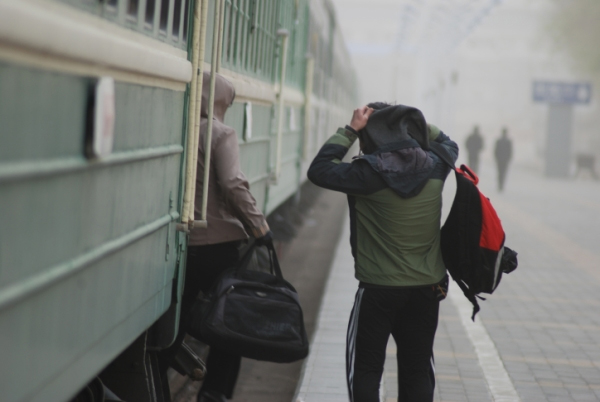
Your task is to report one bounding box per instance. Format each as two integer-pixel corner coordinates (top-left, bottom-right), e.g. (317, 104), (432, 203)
(197, 389), (227, 402)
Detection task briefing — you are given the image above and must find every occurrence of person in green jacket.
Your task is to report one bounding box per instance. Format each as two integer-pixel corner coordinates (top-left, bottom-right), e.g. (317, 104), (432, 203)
(308, 103), (458, 402)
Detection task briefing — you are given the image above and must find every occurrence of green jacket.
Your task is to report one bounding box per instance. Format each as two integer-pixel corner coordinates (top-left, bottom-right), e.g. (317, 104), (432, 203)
(307, 126), (458, 287)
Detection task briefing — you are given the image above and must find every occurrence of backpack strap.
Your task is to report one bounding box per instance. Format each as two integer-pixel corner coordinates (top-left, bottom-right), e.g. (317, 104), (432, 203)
(455, 279), (482, 321)
(429, 142), (457, 170)
(430, 142), (480, 185)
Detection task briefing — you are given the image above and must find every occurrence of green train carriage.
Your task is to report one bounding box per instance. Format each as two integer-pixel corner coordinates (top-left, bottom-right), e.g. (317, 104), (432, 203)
(0, 0), (356, 400)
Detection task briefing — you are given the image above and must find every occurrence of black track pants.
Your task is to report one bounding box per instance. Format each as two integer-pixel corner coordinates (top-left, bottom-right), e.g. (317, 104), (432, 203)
(346, 286), (440, 402)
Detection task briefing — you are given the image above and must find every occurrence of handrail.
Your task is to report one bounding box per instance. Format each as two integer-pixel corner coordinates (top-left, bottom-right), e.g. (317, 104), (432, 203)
(302, 55), (315, 160)
(194, 0), (225, 229)
(215, 0), (226, 74)
(179, 0), (207, 232)
(186, 0), (210, 230)
(0, 145), (183, 182)
(272, 28), (290, 185)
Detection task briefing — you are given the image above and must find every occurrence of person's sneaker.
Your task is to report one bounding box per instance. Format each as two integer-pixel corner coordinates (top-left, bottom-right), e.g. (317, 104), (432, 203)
(197, 389), (227, 402)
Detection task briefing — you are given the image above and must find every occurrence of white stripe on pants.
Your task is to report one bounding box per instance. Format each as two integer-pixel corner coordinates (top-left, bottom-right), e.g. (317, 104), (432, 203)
(346, 288), (365, 402)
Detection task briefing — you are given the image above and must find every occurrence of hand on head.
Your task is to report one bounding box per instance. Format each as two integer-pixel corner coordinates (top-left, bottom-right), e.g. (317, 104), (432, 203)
(349, 105), (374, 132)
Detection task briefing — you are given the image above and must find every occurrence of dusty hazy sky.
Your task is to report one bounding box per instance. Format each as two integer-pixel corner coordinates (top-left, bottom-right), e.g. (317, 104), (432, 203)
(327, 0), (598, 168)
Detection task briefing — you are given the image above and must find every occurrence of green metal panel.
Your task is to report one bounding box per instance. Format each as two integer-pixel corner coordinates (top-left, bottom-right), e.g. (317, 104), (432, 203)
(223, 100), (245, 137)
(224, 102), (272, 213)
(240, 140), (270, 188)
(265, 157), (299, 214)
(266, 105), (302, 213)
(0, 157), (181, 288)
(0, 63), (87, 162)
(112, 83), (186, 151)
(0, 62), (186, 400)
(250, 103), (273, 141)
(1, 228), (173, 401)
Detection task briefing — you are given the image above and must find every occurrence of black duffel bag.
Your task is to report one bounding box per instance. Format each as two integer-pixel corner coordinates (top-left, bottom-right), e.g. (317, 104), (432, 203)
(189, 240), (309, 363)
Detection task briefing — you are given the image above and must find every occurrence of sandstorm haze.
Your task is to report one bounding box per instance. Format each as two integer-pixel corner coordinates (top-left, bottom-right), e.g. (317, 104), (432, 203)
(329, 0), (600, 174)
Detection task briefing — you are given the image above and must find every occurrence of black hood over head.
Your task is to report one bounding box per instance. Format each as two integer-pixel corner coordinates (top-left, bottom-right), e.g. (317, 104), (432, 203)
(356, 103), (435, 198)
(358, 103), (429, 154)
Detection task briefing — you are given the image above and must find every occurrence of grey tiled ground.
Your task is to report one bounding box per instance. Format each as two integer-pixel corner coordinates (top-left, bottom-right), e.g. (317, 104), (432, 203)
(295, 217), (358, 402)
(384, 302), (492, 402)
(297, 161), (600, 402)
(477, 162), (600, 402)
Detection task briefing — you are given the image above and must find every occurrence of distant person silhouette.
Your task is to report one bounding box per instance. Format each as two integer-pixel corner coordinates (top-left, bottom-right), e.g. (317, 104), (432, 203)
(494, 128), (513, 191)
(466, 125), (484, 173)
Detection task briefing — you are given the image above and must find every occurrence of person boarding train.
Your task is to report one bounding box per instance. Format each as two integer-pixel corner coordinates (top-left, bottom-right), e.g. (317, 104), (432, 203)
(160, 72), (271, 402)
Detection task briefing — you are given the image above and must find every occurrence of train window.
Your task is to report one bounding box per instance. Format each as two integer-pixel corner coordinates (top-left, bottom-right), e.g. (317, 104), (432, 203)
(172, 0), (182, 39)
(159, 0), (169, 33)
(127, 0), (139, 19)
(218, 0), (279, 82)
(145, 0), (156, 26)
(106, 0), (118, 8)
(223, 0), (235, 64)
(182, 0), (189, 41)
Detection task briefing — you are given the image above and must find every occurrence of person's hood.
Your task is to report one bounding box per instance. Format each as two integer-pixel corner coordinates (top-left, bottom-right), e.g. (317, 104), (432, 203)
(200, 72), (235, 122)
(360, 141), (434, 198)
(358, 103), (429, 154)
(356, 103), (434, 198)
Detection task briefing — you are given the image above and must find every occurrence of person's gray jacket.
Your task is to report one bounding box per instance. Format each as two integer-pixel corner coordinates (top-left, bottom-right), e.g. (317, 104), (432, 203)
(189, 73), (269, 246)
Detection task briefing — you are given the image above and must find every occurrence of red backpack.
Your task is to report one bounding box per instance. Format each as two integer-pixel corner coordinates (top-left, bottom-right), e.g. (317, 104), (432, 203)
(430, 143), (518, 320)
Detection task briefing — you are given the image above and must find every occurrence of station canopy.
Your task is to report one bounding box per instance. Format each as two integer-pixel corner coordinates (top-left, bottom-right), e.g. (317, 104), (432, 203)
(334, 0), (503, 56)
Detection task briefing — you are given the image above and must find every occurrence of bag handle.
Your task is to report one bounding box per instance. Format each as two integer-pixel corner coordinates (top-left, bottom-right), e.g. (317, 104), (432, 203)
(236, 242), (258, 273)
(236, 239), (284, 279)
(265, 241), (284, 279)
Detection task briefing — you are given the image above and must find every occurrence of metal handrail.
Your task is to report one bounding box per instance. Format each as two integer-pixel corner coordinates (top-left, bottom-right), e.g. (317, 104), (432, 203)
(272, 28), (290, 185)
(188, 0), (210, 226)
(303, 55), (315, 160)
(193, 0), (225, 229)
(179, 0), (208, 232)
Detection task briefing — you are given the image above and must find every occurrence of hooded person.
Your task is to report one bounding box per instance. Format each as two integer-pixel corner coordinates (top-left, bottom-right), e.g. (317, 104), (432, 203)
(308, 103), (458, 402)
(191, 72), (270, 245)
(356, 102), (435, 197)
(160, 72), (271, 402)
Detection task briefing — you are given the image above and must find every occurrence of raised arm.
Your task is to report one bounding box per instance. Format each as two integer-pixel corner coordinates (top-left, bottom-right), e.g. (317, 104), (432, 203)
(307, 107), (384, 195)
